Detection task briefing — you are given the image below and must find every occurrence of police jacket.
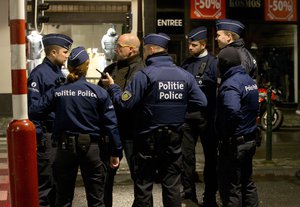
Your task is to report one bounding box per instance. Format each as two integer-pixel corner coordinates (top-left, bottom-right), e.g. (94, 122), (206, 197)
(30, 77), (122, 157)
(103, 55), (145, 140)
(226, 39), (257, 79)
(107, 53), (207, 135)
(181, 50), (218, 112)
(28, 58), (64, 140)
(215, 65), (258, 140)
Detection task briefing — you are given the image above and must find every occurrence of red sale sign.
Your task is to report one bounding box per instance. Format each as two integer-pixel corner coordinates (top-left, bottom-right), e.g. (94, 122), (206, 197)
(265, 0), (297, 21)
(190, 0), (226, 19)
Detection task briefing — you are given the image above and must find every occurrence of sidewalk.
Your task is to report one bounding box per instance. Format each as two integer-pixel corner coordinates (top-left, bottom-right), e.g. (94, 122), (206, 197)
(115, 107), (300, 178)
(278, 107), (300, 128)
(0, 137), (9, 207)
(0, 109), (299, 205)
(1, 107), (300, 184)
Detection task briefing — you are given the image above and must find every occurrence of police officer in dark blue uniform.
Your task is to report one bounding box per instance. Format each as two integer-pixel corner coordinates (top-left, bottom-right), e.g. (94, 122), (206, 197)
(28, 33), (73, 207)
(215, 19), (257, 79)
(216, 47), (259, 207)
(30, 47), (122, 207)
(180, 27), (219, 206)
(102, 33), (208, 207)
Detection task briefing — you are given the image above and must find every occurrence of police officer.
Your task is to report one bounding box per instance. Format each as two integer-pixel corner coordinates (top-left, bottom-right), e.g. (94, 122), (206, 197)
(28, 33), (73, 207)
(30, 47), (122, 206)
(102, 33), (207, 207)
(99, 33), (145, 207)
(216, 47), (259, 207)
(215, 19), (257, 79)
(180, 27), (219, 206)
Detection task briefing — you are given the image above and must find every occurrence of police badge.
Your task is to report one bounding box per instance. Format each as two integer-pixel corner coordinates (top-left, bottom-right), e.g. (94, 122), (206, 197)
(121, 90), (132, 101)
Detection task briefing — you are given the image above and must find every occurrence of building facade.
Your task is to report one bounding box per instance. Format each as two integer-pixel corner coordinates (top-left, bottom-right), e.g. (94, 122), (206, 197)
(0, 0), (299, 116)
(144, 0), (299, 104)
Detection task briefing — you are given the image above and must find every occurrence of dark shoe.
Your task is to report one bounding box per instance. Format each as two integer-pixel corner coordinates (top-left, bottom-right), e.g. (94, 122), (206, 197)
(181, 191), (198, 203)
(199, 201), (219, 207)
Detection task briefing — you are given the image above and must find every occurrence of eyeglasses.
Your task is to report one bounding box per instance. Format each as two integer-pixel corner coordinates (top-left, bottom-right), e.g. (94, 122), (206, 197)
(116, 43), (135, 49)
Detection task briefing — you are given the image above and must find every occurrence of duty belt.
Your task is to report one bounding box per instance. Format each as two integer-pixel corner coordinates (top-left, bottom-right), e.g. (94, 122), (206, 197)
(59, 133), (99, 141)
(138, 126), (178, 155)
(57, 133), (100, 153)
(221, 131), (256, 146)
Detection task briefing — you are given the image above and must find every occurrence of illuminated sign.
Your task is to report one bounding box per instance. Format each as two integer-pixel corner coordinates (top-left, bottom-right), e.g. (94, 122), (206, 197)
(265, 0), (297, 21)
(156, 12), (184, 34)
(190, 0), (226, 19)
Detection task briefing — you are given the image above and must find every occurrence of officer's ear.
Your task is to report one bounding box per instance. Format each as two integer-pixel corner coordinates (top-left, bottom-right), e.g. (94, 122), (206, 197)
(50, 49), (56, 56)
(199, 41), (206, 49)
(50, 45), (61, 57)
(149, 45), (157, 55)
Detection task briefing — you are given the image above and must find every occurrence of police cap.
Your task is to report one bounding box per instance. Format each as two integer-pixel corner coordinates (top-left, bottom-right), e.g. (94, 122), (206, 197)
(187, 26), (207, 41)
(216, 19), (245, 36)
(68, 47), (89, 68)
(42, 33), (73, 49)
(143, 33), (170, 49)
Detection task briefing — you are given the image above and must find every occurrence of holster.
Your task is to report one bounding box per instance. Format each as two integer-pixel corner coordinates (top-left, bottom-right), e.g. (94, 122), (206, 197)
(59, 133), (77, 154)
(76, 134), (91, 153)
(141, 127), (173, 156)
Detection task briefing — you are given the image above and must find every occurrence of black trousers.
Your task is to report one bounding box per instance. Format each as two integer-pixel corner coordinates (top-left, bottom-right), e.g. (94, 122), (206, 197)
(53, 142), (106, 207)
(102, 139), (135, 207)
(181, 116), (218, 203)
(132, 129), (182, 207)
(37, 133), (56, 207)
(217, 140), (258, 207)
(103, 166), (117, 207)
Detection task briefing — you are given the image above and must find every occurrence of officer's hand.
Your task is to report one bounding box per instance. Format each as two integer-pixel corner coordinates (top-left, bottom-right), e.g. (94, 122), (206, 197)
(97, 79), (104, 88)
(110, 156), (120, 169)
(101, 73), (114, 88)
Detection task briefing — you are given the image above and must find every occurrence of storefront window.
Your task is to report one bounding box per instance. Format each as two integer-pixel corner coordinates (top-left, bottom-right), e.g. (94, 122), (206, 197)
(42, 23), (123, 80)
(247, 24), (297, 102)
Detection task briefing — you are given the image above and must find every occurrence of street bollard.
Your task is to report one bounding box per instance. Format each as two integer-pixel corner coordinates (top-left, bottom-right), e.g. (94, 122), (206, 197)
(266, 87), (272, 160)
(8, 0), (39, 206)
(7, 120), (39, 207)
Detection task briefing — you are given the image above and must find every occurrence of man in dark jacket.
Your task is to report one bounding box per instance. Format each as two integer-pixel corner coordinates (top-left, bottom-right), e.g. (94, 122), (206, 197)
(99, 33), (145, 207)
(102, 33), (207, 207)
(216, 47), (259, 207)
(215, 19), (257, 79)
(180, 26), (219, 207)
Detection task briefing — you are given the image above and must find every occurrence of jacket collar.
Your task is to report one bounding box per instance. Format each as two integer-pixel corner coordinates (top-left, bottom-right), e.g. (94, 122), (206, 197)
(116, 54), (142, 68)
(43, 57), (62, 73)
(228, 38), (245, 48)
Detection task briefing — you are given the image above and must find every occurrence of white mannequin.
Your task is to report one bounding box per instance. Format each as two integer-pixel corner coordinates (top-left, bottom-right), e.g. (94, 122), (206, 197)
(101, 27), (118, 66)
(27, 30), (44, 73)
(27, 30), (43, 60)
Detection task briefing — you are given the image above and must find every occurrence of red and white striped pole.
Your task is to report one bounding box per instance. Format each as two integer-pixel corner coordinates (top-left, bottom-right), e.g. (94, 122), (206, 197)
(7, 0), (39, 206)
